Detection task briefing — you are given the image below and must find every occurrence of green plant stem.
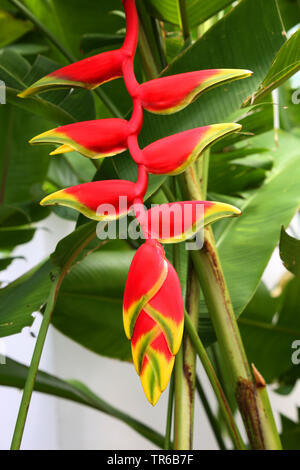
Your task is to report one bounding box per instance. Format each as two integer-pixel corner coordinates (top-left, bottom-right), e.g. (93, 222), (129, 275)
(183, 167), (282, 450)
(252, 366), (282, 450)
(8, 0), (122, 119)
(172, 240), (188, 449)
(164, 375), (174, 450)
(190, 231), (251, 383)
(11, 231), (98, 449)
(136, 0), (160, 79)
(161, 182), (176, 202)
(174, 346), (186, 449)
(8, 0), (74, 61)
(174, 264), (199, 450)
(10, 272), (60, 450)
(184, 312), (245, 450)
(178, 0), (191, 44)
(195, 376), (227, 450)
(198, 150), (210, 197)
(151, 17), (168, 69)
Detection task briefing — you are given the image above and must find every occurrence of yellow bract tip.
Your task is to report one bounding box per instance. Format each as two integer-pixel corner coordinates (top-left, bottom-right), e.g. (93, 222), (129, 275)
(29, 129), (56, 145)
(40, 190), (64, 207)
(17, 88), (35, 99)
(50, 144), (74, 156)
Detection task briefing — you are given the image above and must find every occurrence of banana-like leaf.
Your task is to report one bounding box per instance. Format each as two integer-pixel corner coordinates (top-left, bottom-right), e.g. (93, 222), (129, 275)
(279, 227), (300, 276)
(244, 29), (300, 105)
(0, 357), (165, 448)
(0, 10), (33, 48)
(146, 0), (233, 28)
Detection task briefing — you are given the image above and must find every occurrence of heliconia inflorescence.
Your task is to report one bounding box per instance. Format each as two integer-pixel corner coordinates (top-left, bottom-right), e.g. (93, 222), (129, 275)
(20, 0), (251, 405)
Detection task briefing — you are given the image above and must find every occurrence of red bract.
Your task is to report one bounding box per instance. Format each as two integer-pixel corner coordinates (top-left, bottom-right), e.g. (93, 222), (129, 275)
(139, 69), (252, 115)
(41, 180), (143, 221)
(134, 124), (241, 175)
(30, 119), (130, 159)
(123, 240), (184, 405)
(18, 50), (124, 98)
(139, 201), (241, 243)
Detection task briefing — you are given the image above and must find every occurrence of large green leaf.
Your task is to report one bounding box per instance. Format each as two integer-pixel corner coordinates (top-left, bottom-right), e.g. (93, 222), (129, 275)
(246, 29), (300, 104)
(0, 225), (35, 249)
(0, 260), (53, 337)
(216, 130), (300, 316)
(80, 33), (125, 54)
(51, 221), (97, 268)
(0, 50), (96, 123)
(208, 147), (273, 195)
(0, 357), (164, 448)
(280, 410), (300, 450)
(278, 0), (300, 31)
(50, 0), (124, 57)
(146, 0), (233, 28)
(0, 104), (51, 205)
(52, 251), (133, 360)
(0, 220), (99, 338)
(0, 256), (22, 271)
(0, 49), (77, 124)
(239, 273), (300, 383)
(0, 9), (32, 47)
(23, 0), (124, 61)
(279, 226), (300, 276)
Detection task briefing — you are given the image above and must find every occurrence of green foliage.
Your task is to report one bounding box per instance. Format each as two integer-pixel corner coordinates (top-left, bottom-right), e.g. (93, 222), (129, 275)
(280, 226), (300, 276)
(240, 276), (300, 385)
(248, 29), (300, 104)
(280, 409), (300, 450)
(0, 9), (32, 47)
(146, 0), (233, 28)
(0, 357), (165, 447)
(52, 251), (133, 360)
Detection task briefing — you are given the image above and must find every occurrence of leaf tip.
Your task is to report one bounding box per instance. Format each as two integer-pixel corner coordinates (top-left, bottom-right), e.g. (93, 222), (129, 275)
(18, 88), (34, 99)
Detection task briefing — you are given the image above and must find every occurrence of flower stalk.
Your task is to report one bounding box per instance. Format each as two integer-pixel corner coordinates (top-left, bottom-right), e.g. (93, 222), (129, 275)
(174, 263), (199, 450)
(184, 312), (245, 450)
(10, 230), (98, 449)
(10, 272), (60, 450)
(178, 0), (191, 44)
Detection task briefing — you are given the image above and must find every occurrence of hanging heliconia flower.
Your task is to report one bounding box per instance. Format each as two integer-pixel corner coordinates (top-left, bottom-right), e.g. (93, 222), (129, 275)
(123, 240), (184, 405)
(19, 0), (251, 405)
